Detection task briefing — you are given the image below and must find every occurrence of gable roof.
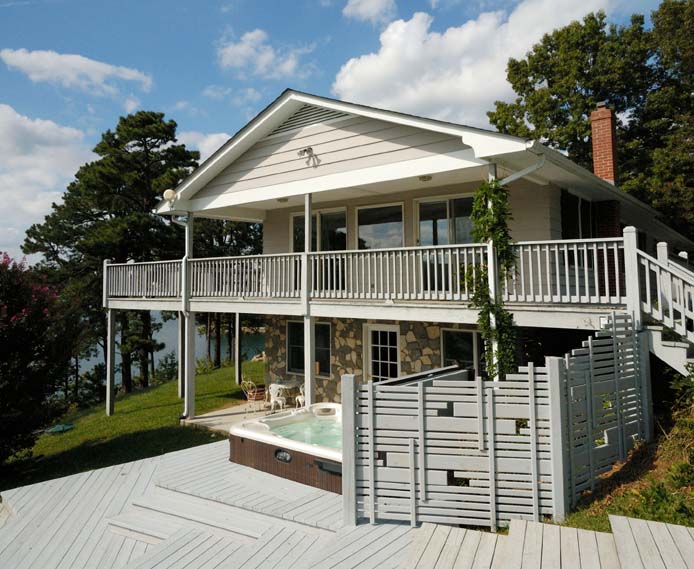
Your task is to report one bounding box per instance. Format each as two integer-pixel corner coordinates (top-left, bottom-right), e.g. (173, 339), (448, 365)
(159, 89), (532, 209)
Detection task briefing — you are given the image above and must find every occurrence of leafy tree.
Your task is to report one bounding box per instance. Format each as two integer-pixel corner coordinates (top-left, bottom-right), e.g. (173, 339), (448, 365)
(0, 254), (68, 463)
(194, 219), (262, 368)
(488, 2), (693, 240)
(24, 112), (199, 391)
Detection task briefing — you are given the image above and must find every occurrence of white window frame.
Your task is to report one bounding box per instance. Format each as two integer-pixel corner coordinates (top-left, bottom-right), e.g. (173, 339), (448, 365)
(363, 323), (401, 382)
(440, 328), (480, 376)
(354, 202), (405, 251)
(285, 320), (331, 378)
(289, 207), (348, 253)
(414, 193), (475, 246)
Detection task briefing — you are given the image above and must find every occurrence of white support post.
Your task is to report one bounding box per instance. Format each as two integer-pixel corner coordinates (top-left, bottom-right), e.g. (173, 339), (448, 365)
(183, 311), (196, 419)
(234, 312), (242, 385)
(177, 312), (185, 399)
(623, 226), (641, 329)
(657, 241), (671, 314)
(547, 356), (569, 522)
(182, 213), (195, 418)
(106, 308), (116, 416)
(302, 193), (315, 405)
(341, 374), (357, 526)
(486, 240), (499, 380)
(638, 330), (654, 441)
(486, 164), (499, 379)
(185, 213), (195, 258)
(102, 259), (109, 308)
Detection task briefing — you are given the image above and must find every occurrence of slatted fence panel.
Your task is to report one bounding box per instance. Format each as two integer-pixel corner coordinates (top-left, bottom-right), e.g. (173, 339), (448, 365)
(566, 312), (645, 503)
(352, 367), (555, 529)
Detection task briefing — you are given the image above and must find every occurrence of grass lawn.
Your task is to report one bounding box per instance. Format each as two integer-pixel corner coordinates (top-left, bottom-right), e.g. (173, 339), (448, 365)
(561, 408), (694, 532)
(0, 361), (264, 492)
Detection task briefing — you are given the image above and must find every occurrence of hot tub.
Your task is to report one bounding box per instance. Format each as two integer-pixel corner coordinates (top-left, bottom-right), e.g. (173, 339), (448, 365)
(229, 403), (342, 493)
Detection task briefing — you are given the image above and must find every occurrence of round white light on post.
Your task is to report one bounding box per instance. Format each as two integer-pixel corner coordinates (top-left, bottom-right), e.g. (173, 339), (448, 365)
(163, 189), (176, 202)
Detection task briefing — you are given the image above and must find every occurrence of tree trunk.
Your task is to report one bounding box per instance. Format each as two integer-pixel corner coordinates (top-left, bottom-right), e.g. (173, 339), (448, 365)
(74, 355), (79, 401)
(150, 350), (155, 381)
(120, 313), (133, 393)
(139, 311), (151, 388)
(214, 313), (222, 368)
(206, 313), (212, 363)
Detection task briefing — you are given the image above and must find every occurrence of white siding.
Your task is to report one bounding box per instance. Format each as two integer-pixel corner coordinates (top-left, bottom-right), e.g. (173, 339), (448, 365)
(196, 117), (462, 200)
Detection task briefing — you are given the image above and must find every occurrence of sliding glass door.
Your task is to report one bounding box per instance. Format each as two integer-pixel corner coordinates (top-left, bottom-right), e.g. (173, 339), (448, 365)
(293, 210), (347, 292)
(418, 197), (474, 294)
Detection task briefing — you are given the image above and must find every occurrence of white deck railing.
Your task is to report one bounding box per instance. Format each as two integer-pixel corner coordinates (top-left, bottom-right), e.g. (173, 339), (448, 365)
(105, 259), (182, 298)
(189, 253), (301, 299)
(106, 234), (679, 315)
(638, 249), (694, 343)
(502, 237), (626, 305)
(309, 244), (487, 302)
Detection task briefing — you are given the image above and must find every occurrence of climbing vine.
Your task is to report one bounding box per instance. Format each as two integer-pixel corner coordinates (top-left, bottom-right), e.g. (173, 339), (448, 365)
(467, 179), (517, 380)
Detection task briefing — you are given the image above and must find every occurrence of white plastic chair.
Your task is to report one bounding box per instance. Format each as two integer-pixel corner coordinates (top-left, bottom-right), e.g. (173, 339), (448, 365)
(295, 385), (306, 408)
(268, 384), (287, 413)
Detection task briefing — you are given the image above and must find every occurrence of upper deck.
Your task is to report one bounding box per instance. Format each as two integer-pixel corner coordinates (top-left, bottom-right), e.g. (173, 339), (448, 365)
(104, 235), (630, 329)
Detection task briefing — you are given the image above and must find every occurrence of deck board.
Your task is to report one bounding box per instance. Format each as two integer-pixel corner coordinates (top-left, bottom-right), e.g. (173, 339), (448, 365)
(3, 438), (694, 568)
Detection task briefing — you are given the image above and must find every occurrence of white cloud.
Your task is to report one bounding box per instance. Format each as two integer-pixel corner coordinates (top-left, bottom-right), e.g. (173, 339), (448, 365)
(0, 48), (153, 96)
(123, 95), (140, 113)
(0, 104), (93, 259)
(332, 0), (620, 128)
(343, 0), (396, 24)
(202, 85), (232, 100)
(217, 29), (315, 80)
(232, 87), (262, 106)
(202, 85), (261, 107)
(178, 131), (230, 162)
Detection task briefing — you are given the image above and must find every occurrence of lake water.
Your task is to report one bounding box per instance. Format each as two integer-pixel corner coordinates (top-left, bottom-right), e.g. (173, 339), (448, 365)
(82, 312), (264, 384)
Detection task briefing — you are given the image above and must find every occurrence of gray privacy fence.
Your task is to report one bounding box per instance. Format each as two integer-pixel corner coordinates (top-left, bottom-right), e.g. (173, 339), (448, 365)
(564, 312), (651, 505)
(341, 313), (651, 529)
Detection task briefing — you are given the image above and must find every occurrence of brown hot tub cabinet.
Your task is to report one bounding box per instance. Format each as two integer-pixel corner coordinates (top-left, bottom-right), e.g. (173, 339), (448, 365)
(229, 434), (342, 494)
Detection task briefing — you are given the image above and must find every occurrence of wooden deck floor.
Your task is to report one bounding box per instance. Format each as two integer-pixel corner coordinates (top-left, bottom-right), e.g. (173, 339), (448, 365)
(2, 440), (694, 568)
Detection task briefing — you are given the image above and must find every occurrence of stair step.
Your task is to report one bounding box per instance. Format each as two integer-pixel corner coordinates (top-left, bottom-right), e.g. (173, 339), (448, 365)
(660, 340), (690, 349)
(130, 488), (274, 540)
(107, 511), (184, 544)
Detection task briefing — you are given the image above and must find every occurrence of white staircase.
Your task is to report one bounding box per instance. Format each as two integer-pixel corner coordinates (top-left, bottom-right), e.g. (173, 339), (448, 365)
(645, 325), (694, 375)
(636, 243), (694, 376)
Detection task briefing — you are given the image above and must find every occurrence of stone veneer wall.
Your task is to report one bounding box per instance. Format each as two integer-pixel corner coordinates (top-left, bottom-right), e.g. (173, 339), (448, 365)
(264, 317), (476, 403)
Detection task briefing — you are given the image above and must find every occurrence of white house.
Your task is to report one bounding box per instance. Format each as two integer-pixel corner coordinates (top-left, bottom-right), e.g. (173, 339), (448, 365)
(103, 89), (692, 413)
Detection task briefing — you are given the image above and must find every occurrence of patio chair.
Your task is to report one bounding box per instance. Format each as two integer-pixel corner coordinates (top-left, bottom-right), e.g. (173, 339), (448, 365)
(268, 383), (287, 413)
(241, 379), (266, 413)
(295, 385), (306, 408)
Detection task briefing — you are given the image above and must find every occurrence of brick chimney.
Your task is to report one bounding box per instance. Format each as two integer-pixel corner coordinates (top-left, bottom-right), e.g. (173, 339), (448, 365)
(590, 101), (618, 184)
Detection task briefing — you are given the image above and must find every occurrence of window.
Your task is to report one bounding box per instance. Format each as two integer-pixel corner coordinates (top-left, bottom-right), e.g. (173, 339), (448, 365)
(357, 205), (403, 250)
(441, 330), (480, 375)
(292, 210), (346, 252)
(418, 197), (474, 245)
(365, 324), (400, 381)
(286, 321), (331, 377)
(561, 190), (594, 239)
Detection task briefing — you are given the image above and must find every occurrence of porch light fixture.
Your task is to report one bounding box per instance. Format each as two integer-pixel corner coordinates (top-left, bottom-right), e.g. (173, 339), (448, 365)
(419, 175), (433, 182)
(277, 197), (289, 203)
(297, 147), (314, 158)
(163, 189), (176, 202)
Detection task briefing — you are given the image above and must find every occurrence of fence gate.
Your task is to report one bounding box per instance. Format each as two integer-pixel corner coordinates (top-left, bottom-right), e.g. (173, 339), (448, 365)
(565, 312), (645, 503)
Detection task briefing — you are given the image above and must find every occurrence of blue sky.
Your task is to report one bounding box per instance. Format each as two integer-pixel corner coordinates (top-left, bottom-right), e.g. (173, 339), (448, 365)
(0, 0), (660, 259)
